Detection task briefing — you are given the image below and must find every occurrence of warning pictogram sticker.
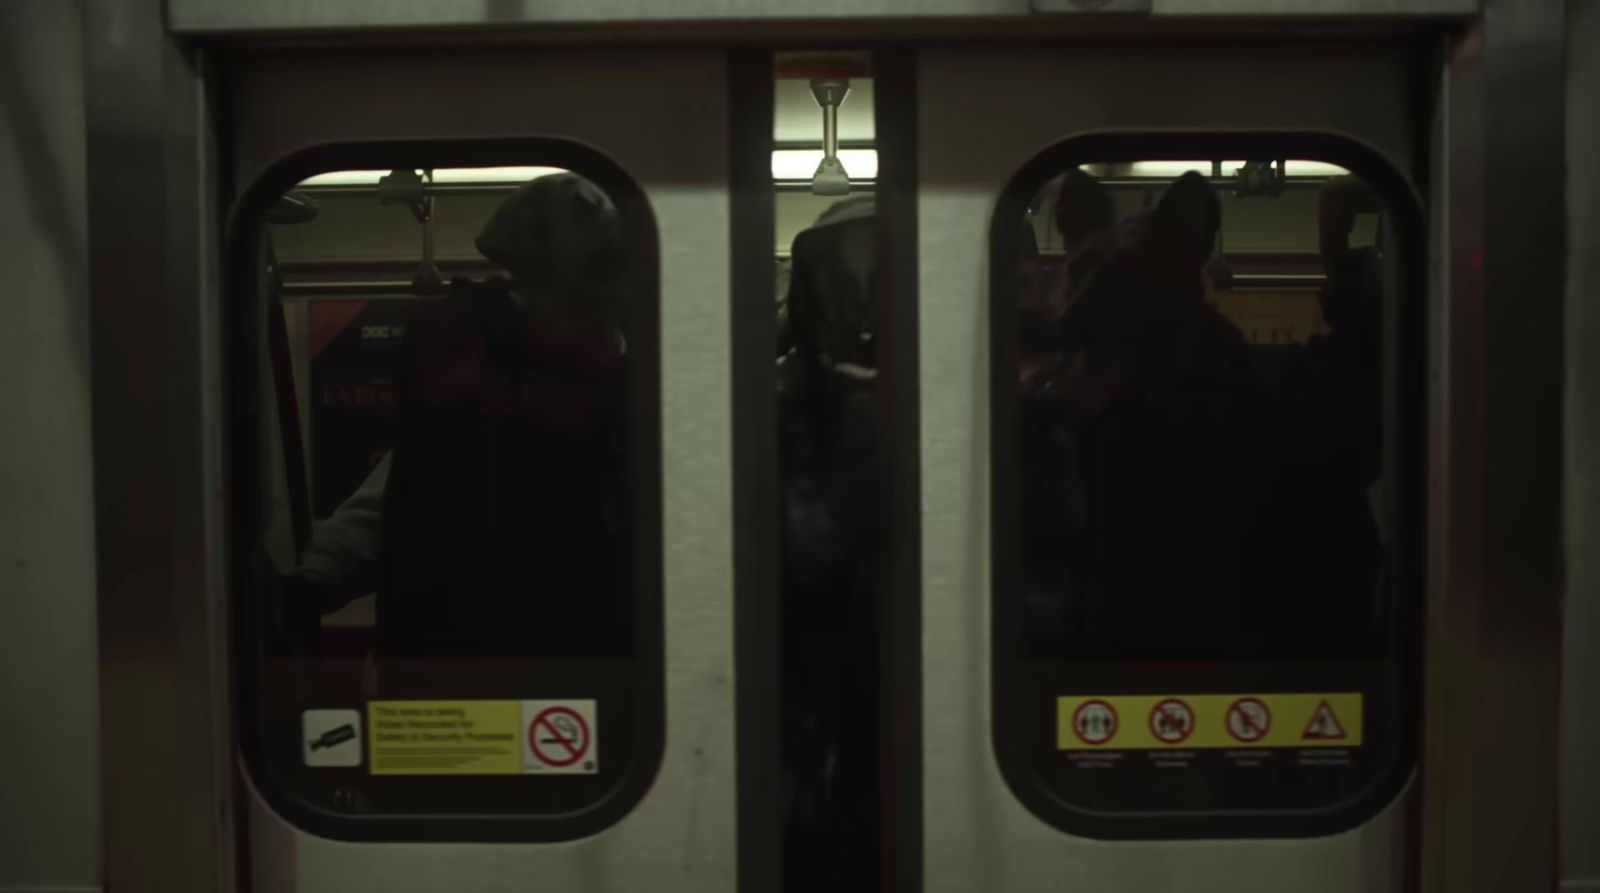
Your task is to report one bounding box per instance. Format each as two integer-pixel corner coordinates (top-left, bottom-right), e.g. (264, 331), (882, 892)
(1226, 698), (1272, 744)
(302, 708), (362, 768)
(1302, 699), (1347, 741)
(1148, 698), (1195, 744)
(1060, 693), (1361, 750)
(530, 708), (587, 766)
(522, 700), (598, 774)
(1072, 699), (1119, 746)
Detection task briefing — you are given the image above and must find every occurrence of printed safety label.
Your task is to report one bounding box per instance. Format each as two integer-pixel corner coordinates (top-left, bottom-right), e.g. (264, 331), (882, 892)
(368, 699), (598, 775)
(368, 700), (523, 775)
(1057, 693), (1362, 750)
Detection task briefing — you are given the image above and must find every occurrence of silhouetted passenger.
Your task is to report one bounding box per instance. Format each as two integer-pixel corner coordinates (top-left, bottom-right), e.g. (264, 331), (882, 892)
(387, 172), (628, 660)
(781, 194), (877, 375)
(1055, 167), (1118, 306)
(280, 173), (631, 662)
(1280, 175), (1386, 489)
(1027, 171), (1380, 658)
(777, 195), (881, 890)
(282, 175), (630, 661)
(779, 196), (879, 608)
(1015, 171), (1118, 624)
(1019, 170), (1117, 372)
(280, 454), (388, 629)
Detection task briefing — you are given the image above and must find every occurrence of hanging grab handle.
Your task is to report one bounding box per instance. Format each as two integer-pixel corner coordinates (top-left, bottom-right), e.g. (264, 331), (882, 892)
(377, 169), (446, 295)
(810, 78), (851, 196)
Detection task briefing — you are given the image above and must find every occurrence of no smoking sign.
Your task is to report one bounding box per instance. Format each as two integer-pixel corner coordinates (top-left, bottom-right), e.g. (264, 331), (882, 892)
(521, 700), (598, 774)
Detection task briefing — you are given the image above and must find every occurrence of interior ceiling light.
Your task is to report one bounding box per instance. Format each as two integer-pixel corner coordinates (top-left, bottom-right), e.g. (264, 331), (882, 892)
(301, 155), (889, 189)
(297, 166), (569, 187)
(297, 157), (1339, 191)
(774, 149), (878, 182)
(1117, 160), (1350, 179)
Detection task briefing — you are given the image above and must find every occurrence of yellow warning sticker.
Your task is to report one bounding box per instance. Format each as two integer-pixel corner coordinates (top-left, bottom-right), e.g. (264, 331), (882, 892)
(1057, 693), (1363, 750)
(368, 700), (523, 775)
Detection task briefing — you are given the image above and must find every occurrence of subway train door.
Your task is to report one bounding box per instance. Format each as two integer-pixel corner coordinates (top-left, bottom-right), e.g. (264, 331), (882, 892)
(224, 46), (742, 891)
(915, 38), (1427, 891)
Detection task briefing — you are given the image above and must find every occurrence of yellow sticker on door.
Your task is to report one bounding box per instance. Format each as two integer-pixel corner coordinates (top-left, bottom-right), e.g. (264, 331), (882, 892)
(367, 700), (524, 775)
(367, 699), (600, 775)
(1057, 693), (1363, 750)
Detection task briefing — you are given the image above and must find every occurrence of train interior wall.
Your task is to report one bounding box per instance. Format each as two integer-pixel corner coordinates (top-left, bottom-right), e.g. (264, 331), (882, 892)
(0, 2), (102, 892)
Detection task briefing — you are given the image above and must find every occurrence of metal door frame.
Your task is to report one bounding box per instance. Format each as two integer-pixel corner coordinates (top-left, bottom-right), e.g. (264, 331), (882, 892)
(1421, 4), (1565, 891)
(85, 3), (1565, 892)
(85, 0), (236, 888)
(226, 136), (671, 844)
(902, 22), (1561, 893)
(162, 0), (1480, 36)
(225, 41), (741, 890)
(83, 7), (761, 888)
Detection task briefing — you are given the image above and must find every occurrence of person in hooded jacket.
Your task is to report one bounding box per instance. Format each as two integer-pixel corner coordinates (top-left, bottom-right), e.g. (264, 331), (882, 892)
(776, 194), (883, 889)
(280, 172), (632, 661)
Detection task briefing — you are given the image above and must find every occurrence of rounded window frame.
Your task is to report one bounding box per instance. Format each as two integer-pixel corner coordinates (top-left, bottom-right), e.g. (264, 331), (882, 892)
(987, 131), (1427, 840)
(226, 138), (665, 843)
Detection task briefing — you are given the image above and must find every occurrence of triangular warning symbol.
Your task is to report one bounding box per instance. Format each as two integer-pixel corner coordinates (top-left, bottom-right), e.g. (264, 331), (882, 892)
(1302, 700), (1347, 740)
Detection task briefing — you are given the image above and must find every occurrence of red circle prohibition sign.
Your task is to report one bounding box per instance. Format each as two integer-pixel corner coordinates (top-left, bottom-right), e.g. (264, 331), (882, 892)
(1071, 699), (1119, 746)
(529, 706), (590, 767)
(1226, 697), (1272, 743)
(1148, 698), (1195, 744)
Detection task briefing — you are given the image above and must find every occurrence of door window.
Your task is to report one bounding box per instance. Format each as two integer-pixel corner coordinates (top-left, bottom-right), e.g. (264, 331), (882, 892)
(990, 137), (1423, 837)
(232, 142), (664, 841)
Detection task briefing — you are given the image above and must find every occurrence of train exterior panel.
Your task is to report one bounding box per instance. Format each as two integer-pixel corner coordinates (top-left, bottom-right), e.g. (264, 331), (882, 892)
(0, 0), (1587, 891)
